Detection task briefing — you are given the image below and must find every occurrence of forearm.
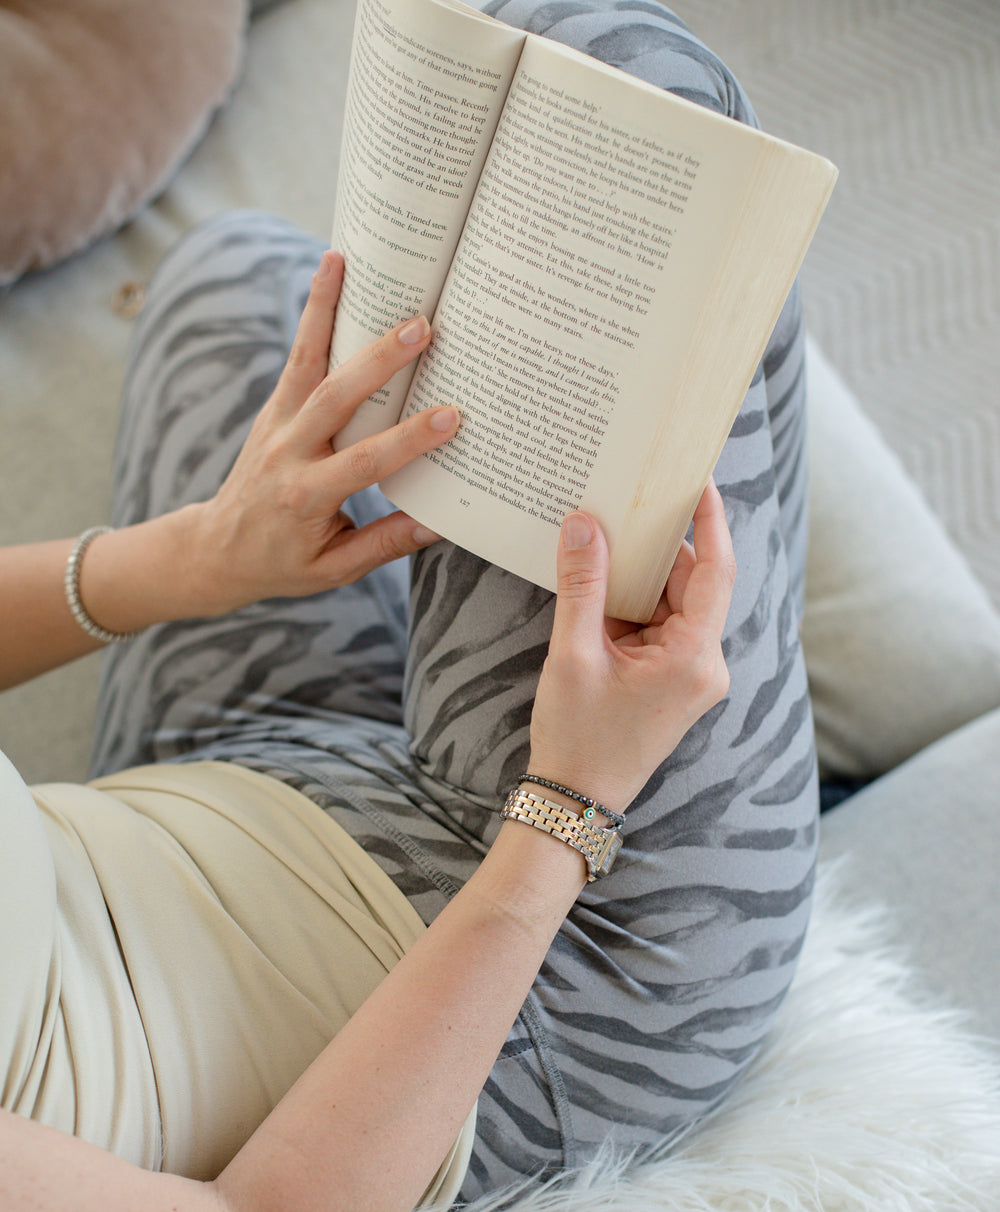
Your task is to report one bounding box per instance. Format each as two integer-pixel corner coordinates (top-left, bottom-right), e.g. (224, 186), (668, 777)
(0, 505), (221, 691)
(212, 819), (588, 1212)
(0, 1110), (221, 1212)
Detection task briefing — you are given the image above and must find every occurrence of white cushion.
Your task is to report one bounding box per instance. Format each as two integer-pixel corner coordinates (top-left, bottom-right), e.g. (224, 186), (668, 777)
(818, 705), (1000, 1036)
(802, 338), (1000, 779)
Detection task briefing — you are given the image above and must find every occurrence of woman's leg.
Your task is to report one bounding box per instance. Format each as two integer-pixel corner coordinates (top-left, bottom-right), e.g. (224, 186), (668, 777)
(403, 1), (818, 1198)
(89, 212), (411, 778)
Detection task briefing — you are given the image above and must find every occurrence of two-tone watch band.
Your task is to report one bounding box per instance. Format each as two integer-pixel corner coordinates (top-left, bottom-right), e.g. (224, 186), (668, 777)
(501, 789), (623, 881)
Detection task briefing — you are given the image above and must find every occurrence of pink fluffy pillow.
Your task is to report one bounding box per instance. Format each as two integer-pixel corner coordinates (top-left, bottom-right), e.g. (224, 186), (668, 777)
(0, 0), (247, 284)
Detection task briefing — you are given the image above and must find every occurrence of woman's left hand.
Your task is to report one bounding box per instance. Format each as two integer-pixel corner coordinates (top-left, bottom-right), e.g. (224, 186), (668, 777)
(193, 249), (459, 613)
(527, 481), (736, 816)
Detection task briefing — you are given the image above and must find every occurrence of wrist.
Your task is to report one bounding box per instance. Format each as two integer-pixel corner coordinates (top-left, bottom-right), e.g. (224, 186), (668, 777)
(177, 499), (251, 617)
(79, 504), (232, 632)
(523, 752), (633, 822)
(501, 787), (623, 883)
(64, 527), (141, 644)
(476, 819), (589, 934)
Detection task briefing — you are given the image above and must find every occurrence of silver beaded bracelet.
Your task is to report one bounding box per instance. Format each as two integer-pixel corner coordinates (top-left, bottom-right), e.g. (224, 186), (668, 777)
(64, 526), (140, 644)
(517, 774), (626, 828)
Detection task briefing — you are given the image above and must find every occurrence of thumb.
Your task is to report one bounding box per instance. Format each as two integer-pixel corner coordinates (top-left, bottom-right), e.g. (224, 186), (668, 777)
(550, 512), (609, 655)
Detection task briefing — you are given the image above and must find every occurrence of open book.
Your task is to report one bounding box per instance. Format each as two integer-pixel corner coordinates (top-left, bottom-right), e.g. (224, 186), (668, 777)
(330, 0), (837, 621)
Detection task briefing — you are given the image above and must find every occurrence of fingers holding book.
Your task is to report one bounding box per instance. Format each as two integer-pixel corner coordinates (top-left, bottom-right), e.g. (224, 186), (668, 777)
(528, 483), (735, 816)
(193, 256), (461, 607)
(274, 249), (346, 413)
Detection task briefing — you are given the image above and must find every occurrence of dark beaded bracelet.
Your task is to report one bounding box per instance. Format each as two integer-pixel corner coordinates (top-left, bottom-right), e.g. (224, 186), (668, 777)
(516, 774), (626, 828)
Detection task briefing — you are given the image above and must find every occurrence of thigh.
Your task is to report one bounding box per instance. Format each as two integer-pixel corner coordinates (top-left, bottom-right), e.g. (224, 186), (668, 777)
(89, 213), (409, 777)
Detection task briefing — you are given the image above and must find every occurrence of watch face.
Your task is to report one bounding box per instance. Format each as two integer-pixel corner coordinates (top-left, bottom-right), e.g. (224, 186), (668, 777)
(592, 831), (623, 879)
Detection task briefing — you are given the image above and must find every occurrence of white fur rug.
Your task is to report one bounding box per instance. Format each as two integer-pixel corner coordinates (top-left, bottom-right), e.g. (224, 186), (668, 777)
(452, 864), (1000, 1212)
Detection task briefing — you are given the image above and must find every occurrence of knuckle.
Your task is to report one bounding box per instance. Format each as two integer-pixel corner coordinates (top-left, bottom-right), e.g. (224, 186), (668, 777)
(718, 552), (738, 589)
(679, 646), (724, 703)
(285, 338), (325, 378)
(709, 659), (730, 703)
(360, 338), (397, 380)
(558, 564), (603, 599)
(274, 475), (313, 516)
(546, 647), (596, 693)
(343, 439), (381, 484)
(375, 526), (409, 565)
(695, 651), (729, 705)
(312, 373), (346, 414)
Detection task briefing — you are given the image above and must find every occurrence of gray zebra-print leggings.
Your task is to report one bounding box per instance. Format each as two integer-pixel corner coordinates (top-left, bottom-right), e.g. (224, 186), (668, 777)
(89, 1), (818, 1201)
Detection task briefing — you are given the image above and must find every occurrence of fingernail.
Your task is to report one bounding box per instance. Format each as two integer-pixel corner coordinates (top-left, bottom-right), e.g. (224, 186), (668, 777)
(316, 252), (333, 278)
(562, 512), (593, 550)
(429, 406), (460, 432)
(413, 525), (442, 545)
(399, 316), (430, 345)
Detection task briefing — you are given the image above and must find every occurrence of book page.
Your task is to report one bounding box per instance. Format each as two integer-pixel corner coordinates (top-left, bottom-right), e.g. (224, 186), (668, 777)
(382, 34), (831, 617)
(329, 0), (524, 447)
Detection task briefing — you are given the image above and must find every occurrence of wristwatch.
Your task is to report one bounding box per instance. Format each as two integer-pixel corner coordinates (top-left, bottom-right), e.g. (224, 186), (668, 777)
(501, 789), (623, 881)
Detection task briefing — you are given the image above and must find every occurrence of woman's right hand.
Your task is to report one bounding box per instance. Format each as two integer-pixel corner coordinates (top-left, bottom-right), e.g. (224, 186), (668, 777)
(190, 250), (459, 614)
(527, 481), (736, 817)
